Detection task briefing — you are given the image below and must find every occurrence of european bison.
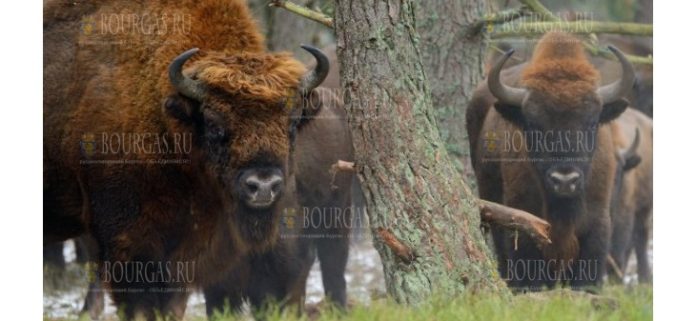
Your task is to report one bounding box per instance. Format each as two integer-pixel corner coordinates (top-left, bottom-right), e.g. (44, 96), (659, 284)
(204, 82), (357, 315)
(608, 108), (653, 283)
(467, 32), (634, 290)
(44, 0), (329, 318)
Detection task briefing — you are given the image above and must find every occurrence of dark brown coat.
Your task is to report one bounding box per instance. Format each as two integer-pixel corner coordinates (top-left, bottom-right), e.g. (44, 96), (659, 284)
(204, 85), (356, 314)
(467, 32), (633, 290)
(43, 1), (325, 318)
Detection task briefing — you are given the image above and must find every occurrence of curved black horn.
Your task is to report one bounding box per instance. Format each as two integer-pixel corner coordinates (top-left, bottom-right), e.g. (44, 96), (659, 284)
(169, 48), (207, 101)
(597, 45), (635, 105)
(488, 49), (527, 107)
(299, 45), (329, 93)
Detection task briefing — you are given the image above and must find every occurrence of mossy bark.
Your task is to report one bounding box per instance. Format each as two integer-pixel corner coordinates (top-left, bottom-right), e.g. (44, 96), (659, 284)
(415, 0), (489, 188)
(334, 0), (507, 304)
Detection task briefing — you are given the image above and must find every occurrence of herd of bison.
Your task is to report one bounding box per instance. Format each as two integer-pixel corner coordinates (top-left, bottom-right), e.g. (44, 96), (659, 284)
(43, 0), (652, 320)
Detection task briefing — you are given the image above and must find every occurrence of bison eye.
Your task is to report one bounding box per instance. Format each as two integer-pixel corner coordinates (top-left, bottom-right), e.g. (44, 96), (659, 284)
(205, 123), (227, 142)
(202, 109), (228, 142)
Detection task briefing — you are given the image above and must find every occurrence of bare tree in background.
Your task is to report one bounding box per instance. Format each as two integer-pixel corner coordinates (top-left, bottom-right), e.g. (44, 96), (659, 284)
(248, 0), (334, 56)
(334, 0), (507, 303)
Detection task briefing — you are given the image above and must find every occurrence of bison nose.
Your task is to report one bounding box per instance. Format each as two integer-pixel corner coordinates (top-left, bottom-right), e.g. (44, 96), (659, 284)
(547, 169), (582, 196)
(240, 169), (283, 209)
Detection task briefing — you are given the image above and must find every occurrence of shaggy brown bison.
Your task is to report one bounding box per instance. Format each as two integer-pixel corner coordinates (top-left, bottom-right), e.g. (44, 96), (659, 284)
(608, 109), (653, 283)
(467, 32), (635, 290)
(204, 83), (357, 315)
(44, 0), (329, 318)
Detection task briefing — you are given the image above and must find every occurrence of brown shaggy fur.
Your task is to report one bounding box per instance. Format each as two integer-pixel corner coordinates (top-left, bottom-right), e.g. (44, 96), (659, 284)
(521, 32), (599, 108)
(205, 87), (357, 314)
(44, 0), (312, 318)
(467, 32), (623, 289)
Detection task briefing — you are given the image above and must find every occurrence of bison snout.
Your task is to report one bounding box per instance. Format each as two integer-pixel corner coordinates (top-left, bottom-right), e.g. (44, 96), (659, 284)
(546, 169), (582, 197)
(239, 168), (284, 209)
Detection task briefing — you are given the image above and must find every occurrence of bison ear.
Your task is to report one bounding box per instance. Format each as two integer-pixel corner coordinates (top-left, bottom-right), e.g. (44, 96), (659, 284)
(599, 98), (629, 123)
(293, 88), (327, 129)
(163, 94), (200, 122)
(494, 102), (525, 126)
(623, 154), (642, 171)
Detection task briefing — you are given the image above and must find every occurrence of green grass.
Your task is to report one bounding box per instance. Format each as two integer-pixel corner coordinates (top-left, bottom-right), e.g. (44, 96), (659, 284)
(43, 277), (651, 321)
(203, 285), (652, 321)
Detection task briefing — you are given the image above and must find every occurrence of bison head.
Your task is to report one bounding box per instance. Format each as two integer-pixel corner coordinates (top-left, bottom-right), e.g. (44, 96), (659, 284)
(488, 41), (634, 201)
(162, 45), (328, 246)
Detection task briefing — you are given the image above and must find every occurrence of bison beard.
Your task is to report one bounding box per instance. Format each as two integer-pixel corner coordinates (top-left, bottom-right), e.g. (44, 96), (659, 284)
(43, 0), (329, 319)
(467, 32), (635, 291)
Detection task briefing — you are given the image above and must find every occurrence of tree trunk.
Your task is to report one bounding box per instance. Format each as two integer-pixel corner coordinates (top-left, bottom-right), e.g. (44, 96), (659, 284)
(415, 0), (489, 188)
(334, 0), (507, 304)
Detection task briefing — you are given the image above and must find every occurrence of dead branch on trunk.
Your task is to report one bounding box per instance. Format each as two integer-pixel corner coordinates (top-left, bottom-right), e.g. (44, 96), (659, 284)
(327, 161), (551, 246)
(377, 227), (416, 263)
(328, 160), (356, 190)
(269, 0), (333, 28)
(330, 160), (355, 173)
(478, 199), (552, 247)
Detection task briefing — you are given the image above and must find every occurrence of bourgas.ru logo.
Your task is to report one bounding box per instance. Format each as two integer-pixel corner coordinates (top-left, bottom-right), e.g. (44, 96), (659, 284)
(79, 132), (192, 160)
(80, 16), (96, 35)
(282, 208), (297, 229)
(80, 133), (97, 157)
(482, 129), (597, 154)
(80, 13), (192, 36)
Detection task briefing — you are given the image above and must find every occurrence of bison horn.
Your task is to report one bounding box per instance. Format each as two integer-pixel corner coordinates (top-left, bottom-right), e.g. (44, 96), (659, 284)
(597, 45), (635, 105)
(299, 45), (329, 93)
(169, 48), (207, 101)
(488, 49), (527, 107)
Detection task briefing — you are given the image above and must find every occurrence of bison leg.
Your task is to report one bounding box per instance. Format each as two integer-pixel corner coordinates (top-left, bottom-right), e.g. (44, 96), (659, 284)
(204, 283), (244, 318)
(608, 208), (635, 283)
(108, 271), (189, 321)
(80, 280), (105, 320)
(76, 235), (105, 320)
(316, 234), (349, 307)
(43, 242), (66, 268)
(572, 225), (610, 290)
(246, 242), (314, 315)
(633, 207), (652, 283)
(502, 233), (553, 291)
